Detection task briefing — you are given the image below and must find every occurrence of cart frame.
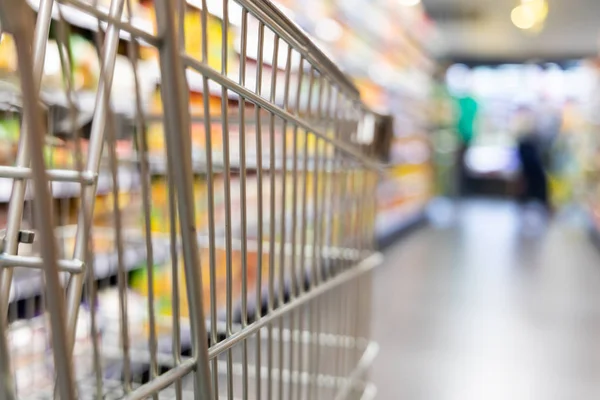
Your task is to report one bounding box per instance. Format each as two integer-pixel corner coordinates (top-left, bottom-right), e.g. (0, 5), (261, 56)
(0, 0), (381, 398)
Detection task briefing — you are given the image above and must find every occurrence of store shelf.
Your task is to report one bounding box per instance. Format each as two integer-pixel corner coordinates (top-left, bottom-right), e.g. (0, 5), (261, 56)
(8, 232), (170, 304)
(0, 67), (156, 120)
(185, 69), (241, 99)
(26, 0), (291, 74)
(26, 0), (154, 43)
(375, 199), (427, 241)
(148, 153), (344, 176)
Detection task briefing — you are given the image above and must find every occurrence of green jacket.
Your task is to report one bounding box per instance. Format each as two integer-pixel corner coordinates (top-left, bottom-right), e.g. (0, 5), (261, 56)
(455, 95), (478, 145)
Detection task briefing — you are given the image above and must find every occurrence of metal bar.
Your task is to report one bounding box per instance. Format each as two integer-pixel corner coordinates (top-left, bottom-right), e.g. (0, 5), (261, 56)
(267, 34), (280, 314)
(287, 53), (304, 400)
(341, 256), (352, 380)
(213, 356), (373, 391)
(8, 5), (76, 397)
(332, 165), (346, 384)
(266, 30), (280, 400)
(65, 0), (126, 366)
(219, 2), (236, 400)
(254, 19), (266, 400)
(308, 76), (325, 400)
(177, 0), (186, 51)
(0, 167), (96, 183)
(238, 8), (249, 329)
(230, 0), (359, 99)
(336, 155), (349, 275)
(352, 259), (363, 369)
(0, 0), (54, 324)
(0, 255), (83, 273)
(57, 0), (160, 45)
(311, 77), (324, 289)
(277, 42), (293, 400)
(299, 68), (315, 296)
(122, 359), (197, 400)
(123, 0), (160, 393)
(207, 253), (382, 358)
(326, 91), (342, 281)
(197, 1), (220, 398)
(144, 113), (339, 126)
(153, 1), (213, 399)
(296, 67), (316, 400)
(195, 236), (359, 260)
(289, 55), (304, 300)
(85, 236), (104, 399)
(238, 7), (250, 400)
(167, 150), (183, 398)
(221, 0), (234, 338)
(52, 11), (98, 397)
(332, 342), (379, 400)
(106, 108), (132, 392)
(308, 299), (320, 400)
(256, 328), (366, 349)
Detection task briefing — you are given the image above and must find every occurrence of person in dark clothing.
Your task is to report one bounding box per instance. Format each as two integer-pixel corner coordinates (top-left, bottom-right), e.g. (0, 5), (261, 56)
(517, 135), (549, 207)
(514, 106), (550, 209)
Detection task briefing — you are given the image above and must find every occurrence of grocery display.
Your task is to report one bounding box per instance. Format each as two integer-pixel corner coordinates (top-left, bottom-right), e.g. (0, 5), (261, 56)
(269, 0), (436, 242)
(0, 0), (426, 315)
(578, 60), (600, 237)
(429, 74), (460, 197)
(0, 0), (420, 298)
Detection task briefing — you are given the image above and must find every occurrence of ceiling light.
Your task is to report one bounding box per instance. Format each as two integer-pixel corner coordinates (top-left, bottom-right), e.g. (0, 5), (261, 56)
(398, 0), (421, 6)
(522, 0), (548, 20)
(511, 0), (548, 31)
(511, 4), (536, 30)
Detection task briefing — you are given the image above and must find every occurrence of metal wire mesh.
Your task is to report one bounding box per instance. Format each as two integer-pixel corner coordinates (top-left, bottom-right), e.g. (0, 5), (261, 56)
(0, 0), (382, 398)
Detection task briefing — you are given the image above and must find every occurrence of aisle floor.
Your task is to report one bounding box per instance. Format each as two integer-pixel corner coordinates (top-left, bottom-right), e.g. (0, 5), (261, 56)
(371, 199), (600, 400)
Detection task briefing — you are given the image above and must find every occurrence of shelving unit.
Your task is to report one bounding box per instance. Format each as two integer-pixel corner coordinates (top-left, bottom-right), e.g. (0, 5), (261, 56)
(267, 0), (436, 241)
(0, 0), (399, 394)
(0, 0), (390, 394)
(1, 0), (373, 332)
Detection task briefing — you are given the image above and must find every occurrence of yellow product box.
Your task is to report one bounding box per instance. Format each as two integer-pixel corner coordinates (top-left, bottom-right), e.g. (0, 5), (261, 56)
(149, 178), (211, 233)
(0, 34), (17, 72)
(143, 6), (236, 73)
(130, 247), (270, 336)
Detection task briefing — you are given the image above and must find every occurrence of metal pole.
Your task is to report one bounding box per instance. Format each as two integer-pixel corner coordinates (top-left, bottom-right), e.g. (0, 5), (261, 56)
(0, 1), (76, 398)
(0, 0), (54, 318)
(0, 0), (54, 397)
(65, 0), (126, 357)
(153, 1), (212, 398)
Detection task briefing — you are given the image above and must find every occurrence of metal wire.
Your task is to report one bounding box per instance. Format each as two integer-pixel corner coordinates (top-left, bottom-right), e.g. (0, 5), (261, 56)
(0, 0), (383, 398)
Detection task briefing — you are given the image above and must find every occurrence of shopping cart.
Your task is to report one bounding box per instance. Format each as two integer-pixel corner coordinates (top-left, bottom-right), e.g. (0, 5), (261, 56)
(0, 0), (382, 398)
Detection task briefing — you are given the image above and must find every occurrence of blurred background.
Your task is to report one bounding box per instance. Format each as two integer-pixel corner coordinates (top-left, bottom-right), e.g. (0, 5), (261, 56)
(2, 0), (600, 398)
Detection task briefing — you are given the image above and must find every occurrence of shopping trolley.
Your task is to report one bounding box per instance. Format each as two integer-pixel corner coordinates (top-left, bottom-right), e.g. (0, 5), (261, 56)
(0, 0), (382, 398)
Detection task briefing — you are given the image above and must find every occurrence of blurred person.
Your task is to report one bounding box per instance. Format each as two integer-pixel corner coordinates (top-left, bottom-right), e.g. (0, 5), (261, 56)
(454, 91), (479, 196)
(535, 93), (562, 167)
(513, 106), (550, 210)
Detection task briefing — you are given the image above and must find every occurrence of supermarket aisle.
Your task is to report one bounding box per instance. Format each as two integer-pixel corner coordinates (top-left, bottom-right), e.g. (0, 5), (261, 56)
(371, 199), (600, 400)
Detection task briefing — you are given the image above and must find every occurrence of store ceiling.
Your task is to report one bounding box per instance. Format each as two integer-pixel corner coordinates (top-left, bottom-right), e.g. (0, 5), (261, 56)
(422, 0), (600, 63)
